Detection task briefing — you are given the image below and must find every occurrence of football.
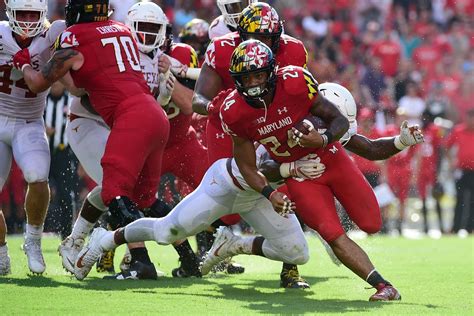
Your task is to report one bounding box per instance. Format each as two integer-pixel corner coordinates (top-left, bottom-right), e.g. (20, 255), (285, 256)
(293, 115), (327, 135)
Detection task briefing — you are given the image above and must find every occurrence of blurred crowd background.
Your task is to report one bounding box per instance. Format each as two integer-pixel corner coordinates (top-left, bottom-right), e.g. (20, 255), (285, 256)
(0, 0), (472, 238)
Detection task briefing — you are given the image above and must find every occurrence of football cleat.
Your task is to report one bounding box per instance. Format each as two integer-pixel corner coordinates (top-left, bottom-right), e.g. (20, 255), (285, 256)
(201, 226), (242, 276)
(280, 266), (310, 289)
(172, 256), (202, 278)
(0, 244), (11, 276)
(58, 236), (84, 274)
(96, 249), (115, 273)
(369, 283), (401, 301)
(119, 248), (132, 272)
(74, 227), (109, 280)
(211, 257), (245, 274)
(23, 237), (46, 274)
(103, 260), (164, 280)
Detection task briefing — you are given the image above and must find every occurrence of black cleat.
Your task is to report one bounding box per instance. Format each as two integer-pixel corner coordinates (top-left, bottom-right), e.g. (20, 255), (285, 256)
(96, 249), (115, 273)
(103, 260), (160, 280)
(172, 257), (202, 278)
(280, 266), (310, 289)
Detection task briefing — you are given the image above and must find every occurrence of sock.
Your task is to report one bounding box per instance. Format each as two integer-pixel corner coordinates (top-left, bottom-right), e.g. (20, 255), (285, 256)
(129, 247), (152, 264)
(25, 224), (43, 240)
(174, 240), (197, 261)
(366, 269), (391, 287)
(100, 230), (119, 250)
(282, 263), (298, 272)
(234, 236), (254, 255)
(70, 216), (95, 240)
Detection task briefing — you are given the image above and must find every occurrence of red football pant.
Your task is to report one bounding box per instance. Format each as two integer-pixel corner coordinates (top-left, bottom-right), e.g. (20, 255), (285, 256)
(387, 167), (411, 202)
(162, 130), (208, 189)
(286, 143), (382, 242)
(101, 94), (170, 209)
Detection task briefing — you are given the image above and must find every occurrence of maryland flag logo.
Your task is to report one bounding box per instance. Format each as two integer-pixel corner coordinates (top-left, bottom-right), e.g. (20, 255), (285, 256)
(54, 31), (79, 51)
(230, 40), (273, 73)
(189, 48), (199, 68)
(239, 3), (281, 34)
(303, 69), (319, 100)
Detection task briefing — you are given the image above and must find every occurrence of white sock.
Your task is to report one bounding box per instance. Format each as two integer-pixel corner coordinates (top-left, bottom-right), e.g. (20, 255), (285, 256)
(70, 216), (95, 240)
(26, 224), (43, 240)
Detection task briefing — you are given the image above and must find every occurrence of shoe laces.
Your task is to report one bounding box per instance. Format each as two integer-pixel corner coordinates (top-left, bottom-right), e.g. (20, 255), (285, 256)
(282, 268), (305, 282)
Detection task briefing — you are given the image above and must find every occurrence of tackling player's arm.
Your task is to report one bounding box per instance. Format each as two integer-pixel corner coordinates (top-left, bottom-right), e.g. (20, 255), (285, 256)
(170, 81), (193, 115)
(345, 134), (401, 160)
(59, 72), (86, 97)
(192, 63), (223, 115)
(22, 48), (84, 93)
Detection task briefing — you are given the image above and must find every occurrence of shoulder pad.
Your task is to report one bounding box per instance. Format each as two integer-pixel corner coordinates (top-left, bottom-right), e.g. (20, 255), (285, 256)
(278, 66), (318, 99)
(54, 30), (79, 51)
(279, 34), (308, 68)
(170, 43), (199, 68)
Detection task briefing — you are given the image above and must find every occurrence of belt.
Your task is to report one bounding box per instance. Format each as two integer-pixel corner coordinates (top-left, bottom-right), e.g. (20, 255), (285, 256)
(226, 158), (244, 191)
(68, 113), (83, 122)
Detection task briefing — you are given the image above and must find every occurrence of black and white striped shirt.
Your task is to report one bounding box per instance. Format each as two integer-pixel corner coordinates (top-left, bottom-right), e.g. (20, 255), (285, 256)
(44, 93), (70, 150)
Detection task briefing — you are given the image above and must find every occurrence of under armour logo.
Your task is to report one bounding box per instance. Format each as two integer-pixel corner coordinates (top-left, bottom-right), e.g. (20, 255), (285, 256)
(277, 107), (288, 115)
(210, 177), (218, 185)
(72, 125), (79, 133)
(329, 145), (338, 154)
(216, 133), (225, 139)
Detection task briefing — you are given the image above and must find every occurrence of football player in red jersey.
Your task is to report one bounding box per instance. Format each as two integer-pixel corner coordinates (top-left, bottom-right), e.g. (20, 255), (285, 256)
(11, 0), (170, 280)
(219, 40), (402, 301)
(192, 2), (310, 286)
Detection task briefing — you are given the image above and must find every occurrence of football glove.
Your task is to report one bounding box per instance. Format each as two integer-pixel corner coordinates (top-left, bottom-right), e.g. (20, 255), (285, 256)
(156, 70), (175, 106)
(280, 156), (326, 180)
(394, 120), (424, 150)
(12, 48), (31, 71)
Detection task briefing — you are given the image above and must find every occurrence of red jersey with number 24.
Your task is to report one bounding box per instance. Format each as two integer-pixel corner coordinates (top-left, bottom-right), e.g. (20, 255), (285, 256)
(55, 20), (151, 126)
(220, 66), (324, 163)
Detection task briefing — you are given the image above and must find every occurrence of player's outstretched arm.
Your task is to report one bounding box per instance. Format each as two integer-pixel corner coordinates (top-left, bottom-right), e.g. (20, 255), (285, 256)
(15, 48), (84, 93)
(192, 63), (223, 115)
(345, 134), (401, 160)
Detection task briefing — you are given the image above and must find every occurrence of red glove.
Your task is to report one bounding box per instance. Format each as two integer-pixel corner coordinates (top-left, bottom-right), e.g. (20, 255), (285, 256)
(13, 48), (31, 71)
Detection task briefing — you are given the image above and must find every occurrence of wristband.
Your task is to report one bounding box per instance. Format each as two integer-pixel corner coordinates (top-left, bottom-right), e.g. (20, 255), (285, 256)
(261, 185), (275, 200)
(21, 64), (32, 72)
(323, 131), (333, 144)
(394, 135), (408, 151)
(321, 133), (328, 148)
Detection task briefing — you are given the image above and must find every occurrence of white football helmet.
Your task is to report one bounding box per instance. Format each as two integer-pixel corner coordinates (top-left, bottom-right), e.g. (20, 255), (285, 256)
(318, 82), (358, 145)
(126, 2), (168, 53)
(5, 0), (48, 38)
(217, 0), (256, 29)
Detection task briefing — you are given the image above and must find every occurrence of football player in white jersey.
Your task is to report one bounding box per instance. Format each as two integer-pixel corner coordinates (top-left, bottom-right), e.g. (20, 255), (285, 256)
(209, 0), (256, 39)
(0, 0), (66, 275)
(73, 144), (325, 280)
(59, 1), (199, 280)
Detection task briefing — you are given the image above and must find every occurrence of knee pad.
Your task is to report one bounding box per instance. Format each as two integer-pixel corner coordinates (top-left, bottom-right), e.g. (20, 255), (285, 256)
(107, 196), (143, 230)
(144, 199), (173, 218)
(86, 186), (107, 212)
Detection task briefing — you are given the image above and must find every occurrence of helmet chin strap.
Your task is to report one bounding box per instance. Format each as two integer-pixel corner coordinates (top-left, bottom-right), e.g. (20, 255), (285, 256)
(258, 97), (268, 122)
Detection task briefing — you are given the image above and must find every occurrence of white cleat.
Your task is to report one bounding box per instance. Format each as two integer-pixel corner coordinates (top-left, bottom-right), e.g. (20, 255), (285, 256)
(74, 227), (109, 280)
(201, 226), (242, 276)
(23, 238), (46, 274)
(0, 244), (11, 276)
(58, 236), (84, 274)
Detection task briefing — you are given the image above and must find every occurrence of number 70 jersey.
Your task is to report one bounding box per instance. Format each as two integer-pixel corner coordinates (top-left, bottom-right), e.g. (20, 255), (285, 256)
(56, 20), (151, 126)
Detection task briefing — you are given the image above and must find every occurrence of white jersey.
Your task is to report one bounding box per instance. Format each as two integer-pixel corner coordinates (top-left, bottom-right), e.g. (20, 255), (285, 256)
(208, 15), (232, 39)
(69, 49), (161, 122)
(0, 20), (66, 120)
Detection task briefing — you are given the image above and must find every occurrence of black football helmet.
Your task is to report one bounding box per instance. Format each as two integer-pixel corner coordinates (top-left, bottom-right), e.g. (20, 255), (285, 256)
(65, 0), (109, 27)
(229, 39), (276, 103)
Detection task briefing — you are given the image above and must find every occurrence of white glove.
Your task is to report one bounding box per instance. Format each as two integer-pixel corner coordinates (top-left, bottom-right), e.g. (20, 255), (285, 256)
(394, 120), (424, 150)
(156, 70), (175, 106)
(280, 156), (326, 180)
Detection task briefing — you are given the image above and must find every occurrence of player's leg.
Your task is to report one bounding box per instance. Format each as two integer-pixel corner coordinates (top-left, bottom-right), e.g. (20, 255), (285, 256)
(0, 140), (12, 275)
(12, 119), (50, 274)
(73, 160), (237, 280)
(59, 117), (109, 273)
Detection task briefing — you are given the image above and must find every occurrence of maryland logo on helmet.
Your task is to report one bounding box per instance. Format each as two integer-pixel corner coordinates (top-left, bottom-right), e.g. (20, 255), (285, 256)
(238, 2), (282, 35)
(230, 39), (273, 73)
(179, 19), (209, 40)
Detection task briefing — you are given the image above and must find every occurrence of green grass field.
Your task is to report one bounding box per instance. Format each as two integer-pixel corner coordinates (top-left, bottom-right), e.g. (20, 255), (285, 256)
(0, 234), (472, 315)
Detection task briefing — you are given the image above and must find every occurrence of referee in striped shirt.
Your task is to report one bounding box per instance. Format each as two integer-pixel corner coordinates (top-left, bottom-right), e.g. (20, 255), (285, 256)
(44, 82), (79, 239)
